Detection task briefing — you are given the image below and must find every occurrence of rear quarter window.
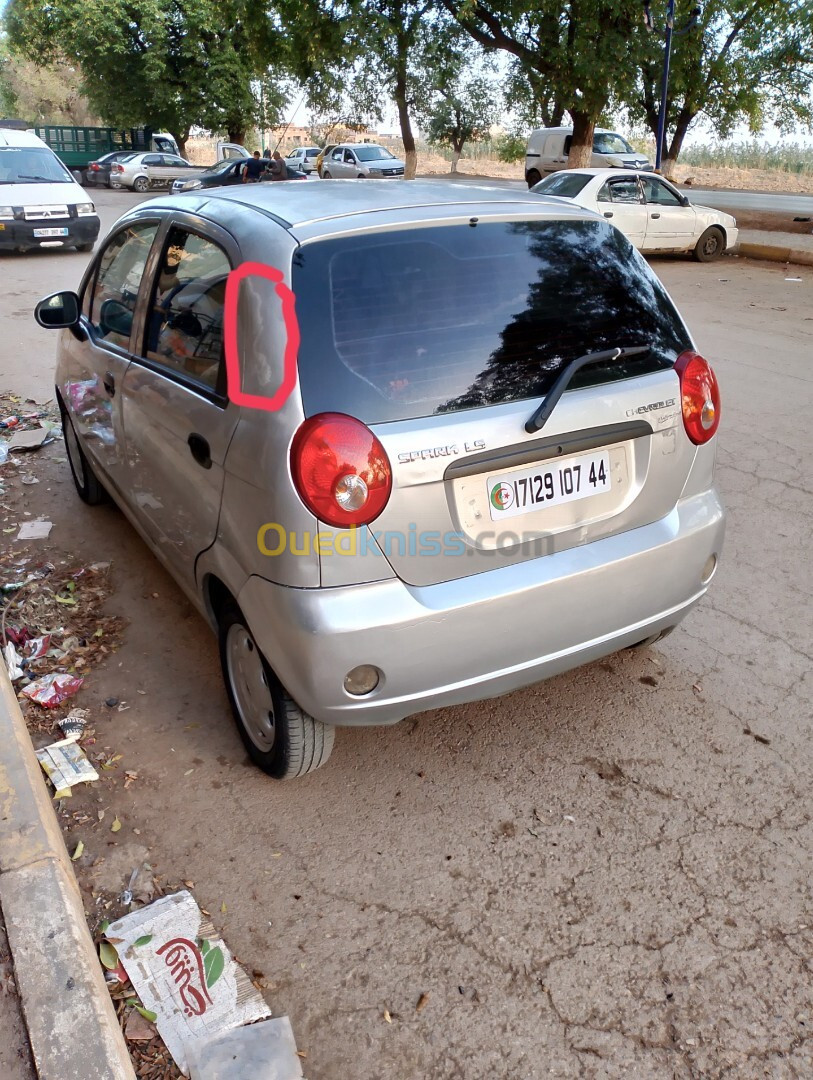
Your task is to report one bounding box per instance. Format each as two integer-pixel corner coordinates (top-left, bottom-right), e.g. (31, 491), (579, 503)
(292, 220), (691, 424)
(532, 173), (592, 198)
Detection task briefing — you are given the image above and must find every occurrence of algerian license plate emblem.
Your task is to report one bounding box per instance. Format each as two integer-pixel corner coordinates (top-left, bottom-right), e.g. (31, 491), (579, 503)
(488, 450), (611, 520)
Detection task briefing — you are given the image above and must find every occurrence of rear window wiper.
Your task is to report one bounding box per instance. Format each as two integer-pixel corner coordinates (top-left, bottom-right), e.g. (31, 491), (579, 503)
(525, 345), (651, 434)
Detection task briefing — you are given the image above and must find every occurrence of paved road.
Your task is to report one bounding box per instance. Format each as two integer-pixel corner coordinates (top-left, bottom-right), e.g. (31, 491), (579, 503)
(2, 190), (812, 1078)
(433, 172), (813, 216)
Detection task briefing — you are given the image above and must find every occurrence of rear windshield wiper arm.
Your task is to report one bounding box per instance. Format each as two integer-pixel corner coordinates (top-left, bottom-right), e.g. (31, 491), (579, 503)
(525, 345), (651, 434)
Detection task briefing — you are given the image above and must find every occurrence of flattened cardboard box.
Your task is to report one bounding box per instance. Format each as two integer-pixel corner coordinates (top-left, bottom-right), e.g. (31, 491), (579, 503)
(108, 890), (271, 1074)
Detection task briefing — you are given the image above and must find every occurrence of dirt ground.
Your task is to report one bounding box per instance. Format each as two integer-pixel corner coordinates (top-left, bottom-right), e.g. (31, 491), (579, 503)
(185, 136), (813, 196)
(0, 915), (34, 1080)
(1, 191), (812, 1078)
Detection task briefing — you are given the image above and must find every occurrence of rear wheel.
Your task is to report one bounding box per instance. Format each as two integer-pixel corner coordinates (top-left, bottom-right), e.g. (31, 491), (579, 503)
(526, 169), (542, 189)
(75, 242), (94, 253)
(60, 404), (107, 505)
(322, 170), (332, 179)
(218, 603), (335, 780)
(133, 175), (150, 194)
(693, 227), (724, 262)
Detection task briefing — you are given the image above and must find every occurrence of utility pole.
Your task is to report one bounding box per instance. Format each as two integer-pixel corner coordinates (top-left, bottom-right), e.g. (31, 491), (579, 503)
(643, 0), (702, 172)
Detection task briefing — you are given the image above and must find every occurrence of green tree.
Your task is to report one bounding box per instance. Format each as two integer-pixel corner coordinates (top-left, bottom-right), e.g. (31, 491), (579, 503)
(3, 0), (288, 155)
(426, 75), (499, 171)
(441, 0), (644, 166)
(632, 0), (813, 176)
(0, 43), (98, 124)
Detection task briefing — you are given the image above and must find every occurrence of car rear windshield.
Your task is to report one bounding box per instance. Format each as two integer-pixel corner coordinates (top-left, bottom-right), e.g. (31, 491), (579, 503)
(292, 219), (691, 424)
(532, 173), (592, 198)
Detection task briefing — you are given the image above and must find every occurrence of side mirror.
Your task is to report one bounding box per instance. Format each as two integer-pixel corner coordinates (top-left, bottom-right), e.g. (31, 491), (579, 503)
(34, 290), (80, 329)
(680, 195), (690, 206)
(99, 297), (133, 338)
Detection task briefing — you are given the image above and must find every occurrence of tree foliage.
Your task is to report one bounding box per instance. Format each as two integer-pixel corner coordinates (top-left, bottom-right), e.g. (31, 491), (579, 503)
(631, 0), (813, 174)
(0, 43), (98, 124)
(426, 75), (499, 170)
(442, 0), (644, 164)
(3, 0), (289, 152)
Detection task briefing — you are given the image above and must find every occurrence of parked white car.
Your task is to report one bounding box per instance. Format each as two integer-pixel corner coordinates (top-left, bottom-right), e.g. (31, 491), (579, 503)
(285, 146), (320, 174)
(531, 169), (738, 261)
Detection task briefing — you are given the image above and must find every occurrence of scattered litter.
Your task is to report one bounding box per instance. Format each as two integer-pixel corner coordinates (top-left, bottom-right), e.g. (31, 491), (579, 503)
(793, 216), (811, 222)
(563, 814), (575, 822)
(21, 672), (83, 707)
(71, 840), (85, 861)
(0, 443), (8, 466)
(186, 1016), (304, 1080)
(59, 707), (89, 738)
(15, 519), (53, 541)
(20, 475), (39, 485)
(107, 891), (274, 1074)
(124, 1007), (155, 1043)
(8, 426), (53, 451)
(785, 277), (803, 282)
(3, 641), (24, 680)
(0, 416), (19, 430)
(35, 735), (99, 795)
(416, 991), (430, 1013)
(383, 1009), (392, 1024)
(24, 634), (51, 659)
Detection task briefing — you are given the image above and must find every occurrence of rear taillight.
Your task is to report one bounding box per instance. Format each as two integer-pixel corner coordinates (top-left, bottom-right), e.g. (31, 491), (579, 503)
(111, 164), (123, 173)
(90, 163), (100, 171)
(675, 350), (720, 444)
(291, 413), (392, 528)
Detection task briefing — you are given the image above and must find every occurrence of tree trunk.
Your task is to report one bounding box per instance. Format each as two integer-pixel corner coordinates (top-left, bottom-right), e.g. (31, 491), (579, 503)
(450, 149), (461, 173)
(566, 110), (595, 168)
(227, 127), (246, 146)
(395, 63), (417, 179)
(173, 131), (188, 159)
(662, 108), (696, 178)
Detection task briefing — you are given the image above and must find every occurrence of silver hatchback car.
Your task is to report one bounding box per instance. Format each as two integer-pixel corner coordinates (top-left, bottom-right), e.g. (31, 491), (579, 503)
(35, 181), (724, 780)
(321, 144), (405, 178)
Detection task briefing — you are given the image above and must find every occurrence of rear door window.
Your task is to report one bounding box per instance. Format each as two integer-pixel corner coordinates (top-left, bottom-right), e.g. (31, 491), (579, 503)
(292, 220), (691, 424)
(143, 226), (231, 392)
(533, 172), (592, 197)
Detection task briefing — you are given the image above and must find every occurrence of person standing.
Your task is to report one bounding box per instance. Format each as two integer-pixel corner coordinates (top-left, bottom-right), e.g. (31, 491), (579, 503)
(242, 151), (264, 183)
(268, 151), (287, 181)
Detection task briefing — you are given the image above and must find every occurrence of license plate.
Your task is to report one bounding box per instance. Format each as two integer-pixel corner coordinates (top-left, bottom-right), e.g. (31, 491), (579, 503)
(487, 450), (611, 520)
(34, 227), (69, 238)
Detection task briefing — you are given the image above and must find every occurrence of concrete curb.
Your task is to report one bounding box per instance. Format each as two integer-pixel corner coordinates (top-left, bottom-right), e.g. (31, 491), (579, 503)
(736, 241), (813, 267)
(0, 670), (136, 1080)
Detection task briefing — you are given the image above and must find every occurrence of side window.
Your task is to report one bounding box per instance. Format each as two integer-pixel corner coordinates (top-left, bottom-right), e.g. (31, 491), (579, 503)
(332, 148), (343, 160)
(144, 226), (230, 392)
(90, 221), (159, 349)
(142, 154), (161, 166)
(563, 136), (572, 156)
(642, 178), (682, 206)
(344, 149), (355, 163)
(608, 179), (643, 204)
(597, 182), (611, 203)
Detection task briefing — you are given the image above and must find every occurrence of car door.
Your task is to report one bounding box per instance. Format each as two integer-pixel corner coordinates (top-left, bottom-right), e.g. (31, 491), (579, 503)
(595, 177), (646, 248)
(542, 134), (565, 173)
(118, 215), (241, 593)
(60, 218), (161, 492)
(327, 147), (347, 177)
(151, 155), (195, 187)
(640, 176), (696, 250)
(344, 148), (359, 176)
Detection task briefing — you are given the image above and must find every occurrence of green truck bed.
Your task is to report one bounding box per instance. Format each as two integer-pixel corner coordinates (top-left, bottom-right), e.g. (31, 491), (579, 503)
(34, 126), (160, 168)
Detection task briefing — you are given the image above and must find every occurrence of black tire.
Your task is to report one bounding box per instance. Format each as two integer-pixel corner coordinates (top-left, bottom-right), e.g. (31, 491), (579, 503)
(133, 175), (150, 194)
(322, 170), (332, 179)
(75, 242), (94, 253)
(60, 404), (107, 505)
(357, 173), (365, 179)
(218, 603), (335, 780)
(693, 227), (724, 262)
(526, 169), (542, 189)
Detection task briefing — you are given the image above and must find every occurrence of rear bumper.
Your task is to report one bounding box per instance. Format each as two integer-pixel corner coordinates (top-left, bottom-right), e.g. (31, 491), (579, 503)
(238, 489), (725, 727)
(0, 217), (100, 250)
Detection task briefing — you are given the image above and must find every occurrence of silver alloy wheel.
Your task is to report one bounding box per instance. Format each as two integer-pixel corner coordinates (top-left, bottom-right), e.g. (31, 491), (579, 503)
(133, 176), (150, 193)
(225, 624), (276, 752)
(64, 417), (84, 485)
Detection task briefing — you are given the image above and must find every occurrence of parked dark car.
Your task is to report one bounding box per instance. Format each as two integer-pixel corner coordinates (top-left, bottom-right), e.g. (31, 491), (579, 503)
(85, 150), (137, 187)
(170, 157), (307, 193)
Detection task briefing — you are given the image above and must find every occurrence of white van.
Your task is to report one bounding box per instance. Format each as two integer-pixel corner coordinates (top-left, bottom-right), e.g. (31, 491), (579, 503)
(0, 127), (101, 253)
(525, 127), (651, 187)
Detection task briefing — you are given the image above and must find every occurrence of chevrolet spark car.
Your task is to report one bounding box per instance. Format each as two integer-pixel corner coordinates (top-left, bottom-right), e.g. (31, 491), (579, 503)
(35, 181), (725, 780)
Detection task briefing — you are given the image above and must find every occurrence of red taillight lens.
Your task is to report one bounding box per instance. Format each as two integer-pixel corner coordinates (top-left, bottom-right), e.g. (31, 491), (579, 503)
(90, 163), (100, 170)
(675, 350), (720, 444)
(290, 413), (392, 528)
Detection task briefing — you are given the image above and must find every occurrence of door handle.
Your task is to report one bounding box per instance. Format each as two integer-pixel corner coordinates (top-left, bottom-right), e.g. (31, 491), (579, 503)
(103, 371), (115, 396)
(603, 211), (614, 218)
(650, 212), (661, 219)
(187, 432), (212, 469)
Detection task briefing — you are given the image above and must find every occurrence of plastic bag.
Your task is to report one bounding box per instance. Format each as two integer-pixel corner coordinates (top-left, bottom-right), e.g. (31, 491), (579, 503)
(21, 673), (84, 707)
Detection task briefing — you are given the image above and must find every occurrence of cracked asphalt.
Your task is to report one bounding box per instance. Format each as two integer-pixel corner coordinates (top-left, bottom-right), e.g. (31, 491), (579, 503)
(2, 190), (811, 1078)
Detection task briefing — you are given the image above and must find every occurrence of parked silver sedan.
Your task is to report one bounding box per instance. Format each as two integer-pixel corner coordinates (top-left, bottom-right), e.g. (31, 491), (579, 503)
(321, 143), (405, 178)
(110, 152), (202, 193)
(35, 181), (724, 780)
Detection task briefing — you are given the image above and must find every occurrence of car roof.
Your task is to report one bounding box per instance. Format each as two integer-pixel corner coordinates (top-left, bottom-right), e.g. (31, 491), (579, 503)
(0, 127), (51, 149)
(153, 179), (596, 232)
(544, 168), (659, 179)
